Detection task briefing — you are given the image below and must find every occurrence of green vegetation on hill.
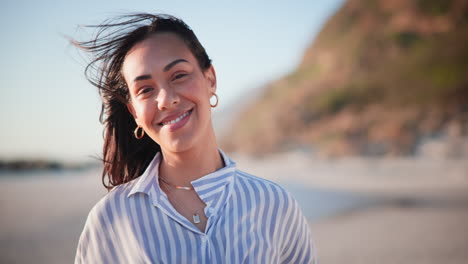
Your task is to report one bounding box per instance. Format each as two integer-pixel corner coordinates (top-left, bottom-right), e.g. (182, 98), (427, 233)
(222, 0), (468, 157)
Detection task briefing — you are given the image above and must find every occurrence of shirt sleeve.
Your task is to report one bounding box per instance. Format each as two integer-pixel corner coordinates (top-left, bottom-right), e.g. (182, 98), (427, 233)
(75, 192), (157, 264)
(279, 193), (317, 264)
(75, 208), (101, 263)
(74, 205), (119, 264)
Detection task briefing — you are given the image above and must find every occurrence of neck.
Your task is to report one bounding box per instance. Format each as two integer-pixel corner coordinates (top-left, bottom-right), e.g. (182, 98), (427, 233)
(159, 132), (223, 186)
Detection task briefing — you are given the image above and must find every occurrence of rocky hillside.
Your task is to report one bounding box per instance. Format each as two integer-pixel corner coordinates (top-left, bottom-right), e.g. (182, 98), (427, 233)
(222, 0), (468, 157)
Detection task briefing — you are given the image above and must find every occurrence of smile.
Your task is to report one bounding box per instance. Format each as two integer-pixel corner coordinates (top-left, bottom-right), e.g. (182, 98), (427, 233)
(159, 109), (193, 126)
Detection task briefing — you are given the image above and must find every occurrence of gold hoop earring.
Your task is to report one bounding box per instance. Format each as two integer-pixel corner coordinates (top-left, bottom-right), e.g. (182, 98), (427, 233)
(134, 125), (145, 139)
(210, 93), (219, 108)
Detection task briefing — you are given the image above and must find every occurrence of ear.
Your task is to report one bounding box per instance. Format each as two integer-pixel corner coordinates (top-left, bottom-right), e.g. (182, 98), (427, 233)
(204, 65), (217, 94)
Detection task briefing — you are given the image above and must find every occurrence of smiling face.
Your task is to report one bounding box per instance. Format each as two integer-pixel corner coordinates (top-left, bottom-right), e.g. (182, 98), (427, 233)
(122, 33), (217, 154)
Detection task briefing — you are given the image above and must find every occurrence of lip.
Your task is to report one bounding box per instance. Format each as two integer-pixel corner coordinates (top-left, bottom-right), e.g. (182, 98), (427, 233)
(158, 109), (193, 132)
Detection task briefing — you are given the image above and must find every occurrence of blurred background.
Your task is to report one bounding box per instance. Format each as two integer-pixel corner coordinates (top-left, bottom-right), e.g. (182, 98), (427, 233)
(1, 0), (468, 263)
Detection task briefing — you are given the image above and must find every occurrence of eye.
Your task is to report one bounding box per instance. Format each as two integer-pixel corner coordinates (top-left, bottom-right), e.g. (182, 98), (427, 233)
(172, 73), (187, 81)
(137, 86), (154, 96)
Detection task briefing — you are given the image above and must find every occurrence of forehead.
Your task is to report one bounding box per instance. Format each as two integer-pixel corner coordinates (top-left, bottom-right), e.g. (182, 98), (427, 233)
(122, 33), (194, 79)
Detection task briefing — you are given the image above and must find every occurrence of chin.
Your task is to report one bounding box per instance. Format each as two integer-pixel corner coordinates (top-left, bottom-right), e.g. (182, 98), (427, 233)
(163, 138), (196, 154)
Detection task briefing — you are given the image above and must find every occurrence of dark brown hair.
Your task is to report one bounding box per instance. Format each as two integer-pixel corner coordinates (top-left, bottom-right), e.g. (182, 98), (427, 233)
(72, 13), (212, 190)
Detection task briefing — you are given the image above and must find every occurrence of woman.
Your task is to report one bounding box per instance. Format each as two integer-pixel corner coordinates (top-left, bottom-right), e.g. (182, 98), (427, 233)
(74, 13), (315, 263)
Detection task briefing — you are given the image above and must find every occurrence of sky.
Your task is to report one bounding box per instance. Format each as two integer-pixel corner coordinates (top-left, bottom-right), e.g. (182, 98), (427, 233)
(0, 0), (344, 161)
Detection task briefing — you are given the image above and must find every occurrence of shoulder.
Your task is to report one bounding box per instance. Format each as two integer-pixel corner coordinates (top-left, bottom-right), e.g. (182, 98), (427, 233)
(233, 169), (297, 205)
(76, 179), (143, 263)
(235, 169), (290, 194)
(85, 178), (141, 225)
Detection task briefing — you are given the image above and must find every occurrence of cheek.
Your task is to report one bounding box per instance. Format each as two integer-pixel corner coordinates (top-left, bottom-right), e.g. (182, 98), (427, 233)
(185, 72), (211, 93)
(134, 102), (155, 123)
(183, 79), (211, 103)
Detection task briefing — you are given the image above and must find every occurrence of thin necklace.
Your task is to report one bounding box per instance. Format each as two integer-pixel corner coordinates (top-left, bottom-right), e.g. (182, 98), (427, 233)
(159, 179), (204, 224)
(159, 176), (193, 191)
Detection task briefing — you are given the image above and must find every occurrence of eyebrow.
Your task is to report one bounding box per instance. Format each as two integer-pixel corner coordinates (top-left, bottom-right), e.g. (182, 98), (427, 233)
(132, 59), (189, 84)
(133, 74), (152, 83)
(163, 59), (188, 72)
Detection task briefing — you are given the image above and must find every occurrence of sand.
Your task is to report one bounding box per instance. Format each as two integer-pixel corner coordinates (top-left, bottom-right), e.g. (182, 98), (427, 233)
(235, 153), (468, 264)
(0, 170), (106, 264)
(1, 154), (467, 264)
(310, 204), (468, 264)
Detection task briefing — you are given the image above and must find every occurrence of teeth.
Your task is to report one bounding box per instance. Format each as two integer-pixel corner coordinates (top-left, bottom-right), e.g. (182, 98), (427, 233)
(162, 111), (189, 126)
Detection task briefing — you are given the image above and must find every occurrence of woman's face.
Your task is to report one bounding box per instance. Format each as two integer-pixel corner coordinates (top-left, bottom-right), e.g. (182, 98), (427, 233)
(122, 33), (216, 153)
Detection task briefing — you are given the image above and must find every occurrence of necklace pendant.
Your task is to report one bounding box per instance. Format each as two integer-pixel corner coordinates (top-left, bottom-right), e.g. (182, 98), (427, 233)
(193, 213), (201, 224)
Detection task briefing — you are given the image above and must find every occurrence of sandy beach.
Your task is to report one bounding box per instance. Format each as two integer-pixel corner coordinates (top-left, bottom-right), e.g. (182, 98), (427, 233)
(310, 204), (468, 264)
(236, 153), (468, 264)
(1, 154), (467, 264)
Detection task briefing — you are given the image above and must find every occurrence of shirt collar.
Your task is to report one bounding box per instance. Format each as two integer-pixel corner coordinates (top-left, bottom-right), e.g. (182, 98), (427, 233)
(127, 152), (161, 199)
(190, 149), (236, 212)
(127, 149), (236, 212)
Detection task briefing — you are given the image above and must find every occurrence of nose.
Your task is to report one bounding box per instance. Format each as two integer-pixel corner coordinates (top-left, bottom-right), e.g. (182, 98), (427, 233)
(156, 87), (179, 111)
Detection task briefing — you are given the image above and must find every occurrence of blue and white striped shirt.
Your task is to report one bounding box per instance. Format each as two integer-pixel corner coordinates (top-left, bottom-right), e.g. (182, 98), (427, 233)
(75, 150), (316, 263)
